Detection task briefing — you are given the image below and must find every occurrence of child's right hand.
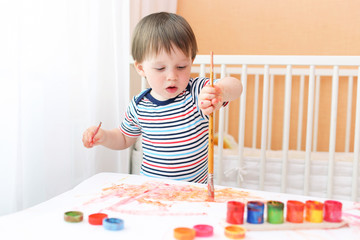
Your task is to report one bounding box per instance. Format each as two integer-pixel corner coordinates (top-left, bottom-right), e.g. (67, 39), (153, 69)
(82, 126), (105, 148)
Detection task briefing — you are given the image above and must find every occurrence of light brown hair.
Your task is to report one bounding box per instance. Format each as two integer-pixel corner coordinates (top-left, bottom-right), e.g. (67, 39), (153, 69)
(131, 12), (198, 63)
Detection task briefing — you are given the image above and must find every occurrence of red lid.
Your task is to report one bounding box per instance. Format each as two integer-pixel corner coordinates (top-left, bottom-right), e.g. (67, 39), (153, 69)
(193, 224), (214, 237)
(88, 213), (108, 225)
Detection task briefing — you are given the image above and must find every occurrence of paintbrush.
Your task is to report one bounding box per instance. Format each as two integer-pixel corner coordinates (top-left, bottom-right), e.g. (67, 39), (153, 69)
(207, 51), (215, 201)
(91, 121), (102, 144)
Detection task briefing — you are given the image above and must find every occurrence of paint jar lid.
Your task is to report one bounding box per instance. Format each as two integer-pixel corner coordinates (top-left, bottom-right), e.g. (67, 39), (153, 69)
(174, 227), (196, 240)
(64, 211), (83, 223)
(224, 225), (246, 239)
(88, 213), (108, 225)
(103, 218), (124, 231)
(193, 224), (214, 237)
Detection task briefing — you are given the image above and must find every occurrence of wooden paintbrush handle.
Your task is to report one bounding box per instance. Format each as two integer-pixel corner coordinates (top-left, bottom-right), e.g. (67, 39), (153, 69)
(208, 51), (214, 174)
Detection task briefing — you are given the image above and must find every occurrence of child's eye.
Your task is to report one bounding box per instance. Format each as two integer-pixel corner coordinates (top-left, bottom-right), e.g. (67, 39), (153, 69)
(177, 66), (187, 69)
(155, 67), (165, 71)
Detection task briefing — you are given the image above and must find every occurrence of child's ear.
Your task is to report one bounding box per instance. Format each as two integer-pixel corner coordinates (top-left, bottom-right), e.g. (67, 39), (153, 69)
(134, 61), (146, 77)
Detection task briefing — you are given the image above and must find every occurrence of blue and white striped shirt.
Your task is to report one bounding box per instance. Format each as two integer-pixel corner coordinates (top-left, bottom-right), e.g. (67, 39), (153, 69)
(120, 77), (225, 183)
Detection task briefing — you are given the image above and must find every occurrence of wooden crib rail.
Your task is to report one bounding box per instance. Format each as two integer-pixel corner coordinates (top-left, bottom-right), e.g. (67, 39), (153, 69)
(194, 55), (360, 66)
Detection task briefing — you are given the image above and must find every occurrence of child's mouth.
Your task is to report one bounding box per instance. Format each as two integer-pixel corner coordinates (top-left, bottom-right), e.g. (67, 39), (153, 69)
(166, 86), (178, 93)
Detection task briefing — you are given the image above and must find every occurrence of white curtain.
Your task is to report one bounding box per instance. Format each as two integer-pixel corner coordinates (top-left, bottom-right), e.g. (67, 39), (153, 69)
(130, 0), (178, 34)
(0, 0), (130, 216)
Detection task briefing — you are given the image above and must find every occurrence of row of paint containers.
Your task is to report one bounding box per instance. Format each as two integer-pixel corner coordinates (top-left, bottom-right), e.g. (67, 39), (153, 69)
(226, 200), (342, 224)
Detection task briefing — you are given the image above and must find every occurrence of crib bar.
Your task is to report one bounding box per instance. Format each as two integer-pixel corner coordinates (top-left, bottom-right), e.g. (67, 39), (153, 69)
(216, 64), (227, 184)
(267, 74), (274, 150)
(221, 64), (230, 135)
(345, 76), (353, 152)
(327, 66), (339, 199)
(260, 65), (270, 190)
(297, 75), (305, 151)
(224, 103), (229, 134)
(313, 75), (321, 151)
(252, 74), (260, 148)
(217, 107), (225, 184)
(194, 55), (360, 66)
(199, 63), (206, 77)
(352, 66), (360, 201)
(281, 65), (292, 193)
(238, 64), (248, 187)
(141, 76), (147, 90)
(304, 65), (316, 195)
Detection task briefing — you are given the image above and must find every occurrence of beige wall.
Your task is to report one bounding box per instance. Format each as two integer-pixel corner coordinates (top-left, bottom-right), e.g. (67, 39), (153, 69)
(177, 0), (360, 152)
(177, 0), (360, 55)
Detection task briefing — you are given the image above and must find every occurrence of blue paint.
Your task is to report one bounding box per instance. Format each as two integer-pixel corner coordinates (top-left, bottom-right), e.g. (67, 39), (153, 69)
(247, 201), (264, 224)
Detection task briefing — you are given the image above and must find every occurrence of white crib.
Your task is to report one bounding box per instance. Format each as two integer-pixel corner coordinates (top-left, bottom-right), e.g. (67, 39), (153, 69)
(130, 55), (360, 202)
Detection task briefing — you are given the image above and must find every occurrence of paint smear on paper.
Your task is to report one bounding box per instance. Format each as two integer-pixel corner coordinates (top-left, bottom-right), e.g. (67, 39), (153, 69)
(82, 180), (261, 215)
(99, 181), (256, 203)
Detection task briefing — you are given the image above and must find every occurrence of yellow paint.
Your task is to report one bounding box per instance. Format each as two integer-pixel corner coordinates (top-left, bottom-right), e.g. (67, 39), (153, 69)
(306, 209), (323, 223)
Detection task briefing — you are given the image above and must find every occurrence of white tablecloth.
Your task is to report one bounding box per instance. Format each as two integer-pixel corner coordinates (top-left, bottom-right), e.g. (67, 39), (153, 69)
(0, 172), (359, 240)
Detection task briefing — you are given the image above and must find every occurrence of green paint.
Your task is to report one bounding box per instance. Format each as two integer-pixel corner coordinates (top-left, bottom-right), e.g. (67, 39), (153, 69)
(267, 201), (284, 224)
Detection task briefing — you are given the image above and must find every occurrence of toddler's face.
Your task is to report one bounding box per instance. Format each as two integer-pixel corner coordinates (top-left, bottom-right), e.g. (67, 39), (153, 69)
(135, 46), (193, 101)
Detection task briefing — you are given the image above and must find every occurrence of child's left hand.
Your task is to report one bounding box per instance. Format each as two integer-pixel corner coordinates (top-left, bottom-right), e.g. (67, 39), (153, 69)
(198, 85), (223, 115)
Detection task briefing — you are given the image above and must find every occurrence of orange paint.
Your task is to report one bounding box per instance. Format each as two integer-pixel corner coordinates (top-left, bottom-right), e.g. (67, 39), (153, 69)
(286, 200), (305, 223)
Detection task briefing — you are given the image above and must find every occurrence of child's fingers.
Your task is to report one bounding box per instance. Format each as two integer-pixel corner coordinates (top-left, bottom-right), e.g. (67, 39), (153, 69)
(91, 128), (104, 145)
(82, 132), (93, 148)
(82, 126), (100, 148)
(203, 106), (215, 115)
(200, 100), (212, 108)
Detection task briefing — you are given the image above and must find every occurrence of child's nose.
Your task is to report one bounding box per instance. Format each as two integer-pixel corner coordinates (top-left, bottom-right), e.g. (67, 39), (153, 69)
(167, 69), (177, 80)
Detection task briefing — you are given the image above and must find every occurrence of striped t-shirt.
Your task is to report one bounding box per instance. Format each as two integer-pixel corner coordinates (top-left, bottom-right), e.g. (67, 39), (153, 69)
(120, 77), (224, 183)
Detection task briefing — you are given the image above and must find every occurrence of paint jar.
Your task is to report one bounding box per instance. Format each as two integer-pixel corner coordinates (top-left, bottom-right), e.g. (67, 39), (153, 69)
(246, 201), (264, 224)
(286, 200), (305, 223)
(305, 200), (324, 223)
(324, 200), (342, 222)
(267, 201), (284, 224)
(227, 201), (245, 224)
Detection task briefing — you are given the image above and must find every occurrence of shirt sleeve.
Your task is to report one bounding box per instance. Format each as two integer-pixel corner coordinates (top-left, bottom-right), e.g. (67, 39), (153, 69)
(120, 98), (142, 138)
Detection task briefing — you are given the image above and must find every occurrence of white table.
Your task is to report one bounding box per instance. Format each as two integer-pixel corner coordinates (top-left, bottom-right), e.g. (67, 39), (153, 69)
(0, 172), (359, 240)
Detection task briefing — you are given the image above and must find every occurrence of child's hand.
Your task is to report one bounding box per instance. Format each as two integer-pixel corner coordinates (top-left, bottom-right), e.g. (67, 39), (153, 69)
(198, 85), (223, 115)
(82, 126), (105, 148)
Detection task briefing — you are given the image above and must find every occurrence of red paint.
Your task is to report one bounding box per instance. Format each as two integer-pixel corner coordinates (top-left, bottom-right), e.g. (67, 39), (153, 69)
(226, 201), (245, 224)
(286, 200), (304, 223)
(324, 200), (342, 222)
(88, 213), (108, 225)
